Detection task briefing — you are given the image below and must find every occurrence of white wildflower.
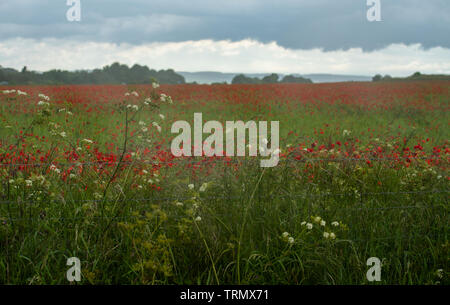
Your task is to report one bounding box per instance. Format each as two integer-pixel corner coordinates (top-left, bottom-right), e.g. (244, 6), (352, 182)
(199, 182), (208, 192)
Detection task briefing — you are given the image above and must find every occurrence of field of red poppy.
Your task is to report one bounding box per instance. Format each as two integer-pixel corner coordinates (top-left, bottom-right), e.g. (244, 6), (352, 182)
(0, 81), (448, 284)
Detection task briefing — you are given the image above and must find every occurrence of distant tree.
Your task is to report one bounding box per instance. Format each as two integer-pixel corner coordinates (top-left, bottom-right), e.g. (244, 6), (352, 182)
(262, 73), (279, 83)
(372, 74), (383, 82)
(281, 75), (313, 83)
(232, 74), (260, 84)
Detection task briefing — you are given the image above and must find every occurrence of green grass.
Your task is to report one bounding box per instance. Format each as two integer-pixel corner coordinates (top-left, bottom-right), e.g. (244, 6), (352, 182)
(0, 84), (448, 285)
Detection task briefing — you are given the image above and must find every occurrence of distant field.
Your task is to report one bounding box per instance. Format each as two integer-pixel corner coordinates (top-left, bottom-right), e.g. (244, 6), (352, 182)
(0, 82), (448, 284)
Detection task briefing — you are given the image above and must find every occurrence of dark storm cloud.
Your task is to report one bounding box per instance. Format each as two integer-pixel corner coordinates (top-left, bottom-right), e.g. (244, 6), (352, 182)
(0, 0), (449, 50)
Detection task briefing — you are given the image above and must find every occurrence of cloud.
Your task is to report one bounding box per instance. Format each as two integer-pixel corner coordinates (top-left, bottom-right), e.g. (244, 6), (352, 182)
(0, 0), (449, 50)
(1, 38), (449, 76)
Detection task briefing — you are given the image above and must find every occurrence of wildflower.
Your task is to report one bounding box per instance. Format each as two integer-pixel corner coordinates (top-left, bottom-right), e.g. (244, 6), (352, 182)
(141, 127), (148, 132)
(159, 114), (165, 120)
(132, 105), (139, 111)
(188, 184), (194, 190)
(282, 232), (290, 238)
(195, 216), (202, 222)
(49, 164), (61, 174)
(93, 192), (102, 200)
(38, 93), (50, 101)
(25, 180), (33, 187)
(436, 269), (443, 279)
(17, 90), (27, 96)
(37, 101), (50, 106)
(331, 221), (339, 227)
(320, 220), (326, 226)
(288, 237), (295, 244)
(175, 202), (183, 207)
(139, 120), (146, 126)
(160, 94), (167, 102)
(329, 232), (336, 239)
(343, 129), (351, 136)
(152, 82), (160, 89)
(131, 91), (139, 97)
(144, 98), (152, 105)
(82, 139), (93, 144)
(124, 93), (130, 96)
(152, 122), (161, 133)
(313, 216), (322, 223)
(306, 223), (313, 230)
(301, 221), (306, 226)
(199, 182), (208, 192)
(323, 232), (330, 239)
(59, 131), (67, 138)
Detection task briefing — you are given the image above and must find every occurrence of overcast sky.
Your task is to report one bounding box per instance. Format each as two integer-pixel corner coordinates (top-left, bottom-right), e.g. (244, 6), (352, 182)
(0, 0), (449, 75)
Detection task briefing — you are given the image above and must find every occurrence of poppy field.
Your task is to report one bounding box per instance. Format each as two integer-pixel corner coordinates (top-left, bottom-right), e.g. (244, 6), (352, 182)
(0, 81), (448, 284)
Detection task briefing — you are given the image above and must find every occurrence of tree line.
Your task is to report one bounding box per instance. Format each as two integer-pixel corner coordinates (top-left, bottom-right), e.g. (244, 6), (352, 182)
(0, 62), (186, 85)
(372, 72), (450, 82)
(231, 73), (313, 84)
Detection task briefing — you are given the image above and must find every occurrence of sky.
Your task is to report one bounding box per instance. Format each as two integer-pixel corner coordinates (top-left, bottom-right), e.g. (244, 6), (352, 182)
(0, 0), (449, 76)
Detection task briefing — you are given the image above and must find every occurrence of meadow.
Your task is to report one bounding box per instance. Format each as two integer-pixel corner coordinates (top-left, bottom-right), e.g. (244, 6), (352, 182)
(0, 81), (448, 284)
